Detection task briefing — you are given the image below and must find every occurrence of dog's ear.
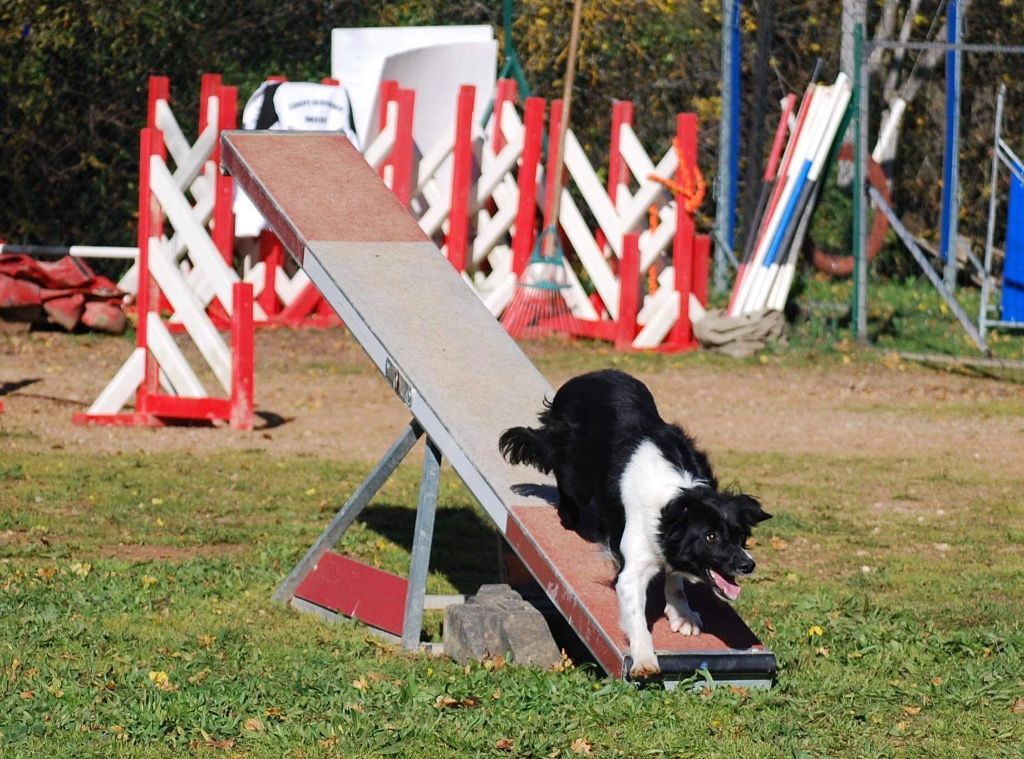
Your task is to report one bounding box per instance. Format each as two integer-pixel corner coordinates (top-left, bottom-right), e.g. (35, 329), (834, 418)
(730, 493), (772, 526)
(661, 489), (704, 530)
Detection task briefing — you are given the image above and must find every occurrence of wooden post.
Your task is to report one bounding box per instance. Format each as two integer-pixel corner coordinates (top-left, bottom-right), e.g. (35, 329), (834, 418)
(492, 78), (517, 154)
(230, 282), (255, 431)
(392, 88), (416, 207)
(607, 100), (634, 212)
(615, 233), (641, 350)
(447, 85), (476, 272)
(146, 76), (170, 128)
(136, 127), (165, 413)
(669, 113), (698, 347)
(599, 100), (633, 255)
(511, 97), (545, 276)
(213, 172), (234, 266)
(542, 99), (564, 231)
(257, 231), (282, 318)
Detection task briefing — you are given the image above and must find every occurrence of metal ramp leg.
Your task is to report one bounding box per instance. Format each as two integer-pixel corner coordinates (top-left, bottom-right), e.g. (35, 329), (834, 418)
(272, 421), (423, 604)
(273, 418), (446, 649)
(402, 438), (442, 650)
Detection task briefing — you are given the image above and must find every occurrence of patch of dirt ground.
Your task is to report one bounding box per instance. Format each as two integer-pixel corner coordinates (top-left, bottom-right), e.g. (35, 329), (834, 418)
(93, 543), (247, 561)
(1, 324), (1022, 472)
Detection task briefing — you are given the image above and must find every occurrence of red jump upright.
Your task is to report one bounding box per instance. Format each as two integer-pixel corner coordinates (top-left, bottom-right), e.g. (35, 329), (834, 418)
(74, 75), (255, 430)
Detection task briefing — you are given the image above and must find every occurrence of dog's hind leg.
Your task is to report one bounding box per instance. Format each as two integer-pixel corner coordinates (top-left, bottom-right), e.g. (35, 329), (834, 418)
(664, 571), (702, 636)
(555, 488), (581, 529)
(553, 465), (588, 530)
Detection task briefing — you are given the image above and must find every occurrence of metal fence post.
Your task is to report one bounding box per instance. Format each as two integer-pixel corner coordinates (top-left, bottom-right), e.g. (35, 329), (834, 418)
(940, 0), (963, 290)
(853, 22), (868, 341)
(714, 0), (740, 293)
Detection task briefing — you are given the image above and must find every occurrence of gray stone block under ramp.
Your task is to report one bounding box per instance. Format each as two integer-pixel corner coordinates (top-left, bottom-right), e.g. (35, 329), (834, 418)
(221, 131), (775, 685)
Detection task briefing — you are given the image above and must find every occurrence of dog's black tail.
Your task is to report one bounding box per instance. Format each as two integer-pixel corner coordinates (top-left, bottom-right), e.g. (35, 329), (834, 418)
(498, 426), (554, 473)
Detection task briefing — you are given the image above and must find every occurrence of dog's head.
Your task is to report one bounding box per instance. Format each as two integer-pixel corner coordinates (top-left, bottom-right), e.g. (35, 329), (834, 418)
(660, 489), (771, 603)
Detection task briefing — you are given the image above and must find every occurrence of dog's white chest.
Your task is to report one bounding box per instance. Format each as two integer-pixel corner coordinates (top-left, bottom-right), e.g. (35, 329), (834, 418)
(619, 440), (701, 560)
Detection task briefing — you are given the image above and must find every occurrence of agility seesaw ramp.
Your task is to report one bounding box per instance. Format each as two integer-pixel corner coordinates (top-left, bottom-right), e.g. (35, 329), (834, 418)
(221, 131), (776, 687)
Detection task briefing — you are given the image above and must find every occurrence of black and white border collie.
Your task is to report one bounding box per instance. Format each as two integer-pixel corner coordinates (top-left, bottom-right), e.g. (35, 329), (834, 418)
(499, 369), (770, 678)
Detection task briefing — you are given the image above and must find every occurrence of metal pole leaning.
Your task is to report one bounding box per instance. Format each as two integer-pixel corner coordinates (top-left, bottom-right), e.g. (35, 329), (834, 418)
(870, 188), (986, 353)
(401, 437), (443, 651)
(272, 421), (424, 603)
(980, 85), (1006, 340)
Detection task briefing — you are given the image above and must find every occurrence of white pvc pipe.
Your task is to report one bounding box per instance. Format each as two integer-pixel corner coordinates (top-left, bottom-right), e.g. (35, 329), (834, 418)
(730, 85), (830, 315)
(68, 246), (138, 259)
(755, 80), (852, 313)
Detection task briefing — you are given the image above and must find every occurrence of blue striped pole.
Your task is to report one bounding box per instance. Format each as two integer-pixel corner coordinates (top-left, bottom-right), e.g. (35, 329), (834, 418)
(939, 0), (963, 289)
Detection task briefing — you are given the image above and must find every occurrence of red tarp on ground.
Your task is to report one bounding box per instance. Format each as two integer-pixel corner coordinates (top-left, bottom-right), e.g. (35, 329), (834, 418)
(0, 254), (127, 334)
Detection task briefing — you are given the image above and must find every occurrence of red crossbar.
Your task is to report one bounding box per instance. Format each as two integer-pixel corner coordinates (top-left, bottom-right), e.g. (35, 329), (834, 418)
(146, 395), (232, 420)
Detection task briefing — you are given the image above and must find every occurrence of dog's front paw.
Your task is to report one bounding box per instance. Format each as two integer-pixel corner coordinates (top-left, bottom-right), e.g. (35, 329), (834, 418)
(629, 654), (661, 679)
(665, 604), (702, 636)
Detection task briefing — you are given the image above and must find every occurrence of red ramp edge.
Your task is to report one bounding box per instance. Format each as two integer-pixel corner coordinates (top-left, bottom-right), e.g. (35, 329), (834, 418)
(509, 504), (776, 683)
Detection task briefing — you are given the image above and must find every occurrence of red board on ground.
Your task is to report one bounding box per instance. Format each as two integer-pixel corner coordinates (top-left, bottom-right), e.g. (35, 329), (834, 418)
(294, 551), (409, 638)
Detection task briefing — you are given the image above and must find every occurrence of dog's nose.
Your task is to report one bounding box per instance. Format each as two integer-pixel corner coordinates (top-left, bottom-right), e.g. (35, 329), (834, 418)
(737, 556), (755, 575)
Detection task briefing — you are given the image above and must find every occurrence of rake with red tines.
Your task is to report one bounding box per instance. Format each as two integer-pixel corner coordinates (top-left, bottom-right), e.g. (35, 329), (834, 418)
(501, 226), (574, 339)
(501, 0), (584, 342)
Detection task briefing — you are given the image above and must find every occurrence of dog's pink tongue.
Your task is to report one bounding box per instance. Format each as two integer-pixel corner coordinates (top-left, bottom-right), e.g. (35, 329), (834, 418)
(710, 570), (741, 601)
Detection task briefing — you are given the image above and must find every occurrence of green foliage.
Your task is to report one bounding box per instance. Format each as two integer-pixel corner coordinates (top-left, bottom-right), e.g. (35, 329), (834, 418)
(0, 0), (367, 247)
(515, 1), (720, 177)
(789, 275), (1024, 361)
(3, 0), (1024, 302)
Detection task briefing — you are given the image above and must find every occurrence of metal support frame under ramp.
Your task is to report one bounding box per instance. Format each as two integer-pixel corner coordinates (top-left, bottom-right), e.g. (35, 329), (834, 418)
(221, 131), (775, 687)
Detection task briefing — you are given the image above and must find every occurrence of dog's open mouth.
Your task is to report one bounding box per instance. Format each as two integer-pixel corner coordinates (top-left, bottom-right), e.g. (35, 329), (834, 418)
(706, 569), (742, 602)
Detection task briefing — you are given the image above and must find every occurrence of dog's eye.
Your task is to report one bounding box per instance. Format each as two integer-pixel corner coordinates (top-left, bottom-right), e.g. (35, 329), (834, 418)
(705, 531), (719, 544)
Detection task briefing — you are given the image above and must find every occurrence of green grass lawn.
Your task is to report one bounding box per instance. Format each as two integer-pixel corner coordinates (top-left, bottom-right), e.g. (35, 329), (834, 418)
(1, 276), (1022, 756)
(1, 439), (1022, 757)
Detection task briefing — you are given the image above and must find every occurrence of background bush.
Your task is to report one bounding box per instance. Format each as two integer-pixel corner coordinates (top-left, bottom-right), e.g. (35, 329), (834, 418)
(1, 0), (1022, 278)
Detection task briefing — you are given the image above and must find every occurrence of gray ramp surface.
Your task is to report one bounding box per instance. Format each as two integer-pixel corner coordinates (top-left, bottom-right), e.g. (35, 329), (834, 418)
(305, 240), (554, 528)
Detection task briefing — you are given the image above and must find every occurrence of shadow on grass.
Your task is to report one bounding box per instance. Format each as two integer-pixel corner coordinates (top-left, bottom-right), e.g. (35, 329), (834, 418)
(358, 503), (502, 594)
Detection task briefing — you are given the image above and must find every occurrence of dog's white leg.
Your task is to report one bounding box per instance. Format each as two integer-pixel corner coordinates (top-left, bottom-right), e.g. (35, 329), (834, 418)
(664, 571), (702, 636)
(617, 555), (661, 678)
